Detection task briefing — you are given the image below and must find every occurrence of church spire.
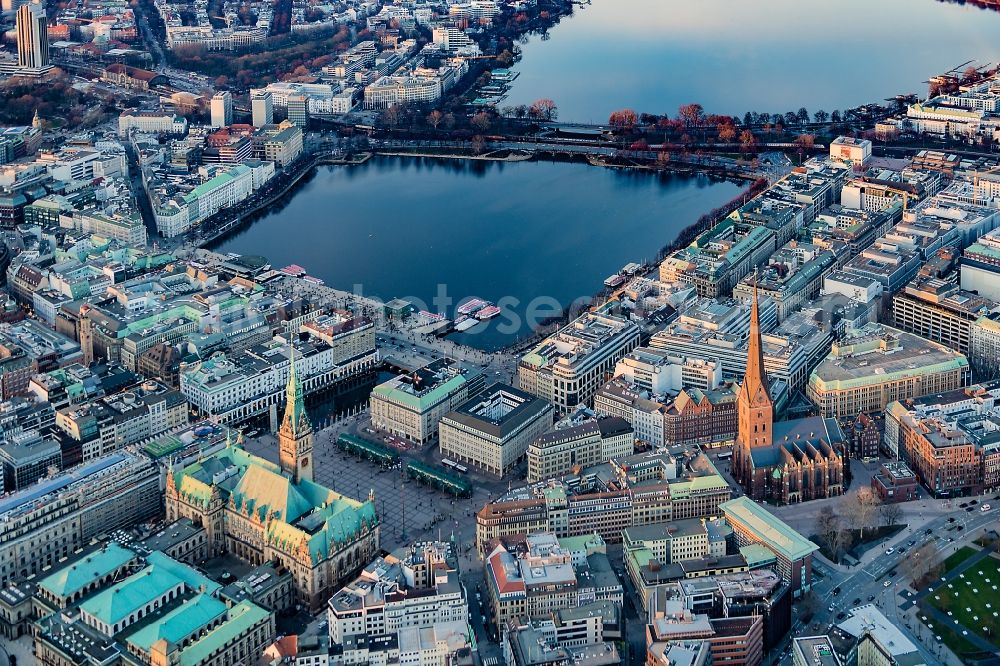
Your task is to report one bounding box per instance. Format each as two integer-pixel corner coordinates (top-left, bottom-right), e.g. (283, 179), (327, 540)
(743, 277), (769, 401)
(736, 273), (774, 452)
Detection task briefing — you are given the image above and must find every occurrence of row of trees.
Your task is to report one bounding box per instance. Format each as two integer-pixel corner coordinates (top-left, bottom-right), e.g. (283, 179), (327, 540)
(604, 104), (849, 136)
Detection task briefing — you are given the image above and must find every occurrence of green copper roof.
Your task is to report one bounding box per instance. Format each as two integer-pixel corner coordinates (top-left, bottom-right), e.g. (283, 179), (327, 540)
(125, 593), (227, 654)
(177, 601), (270, 666)
(371, 373), (468, 412)
(739, 544), (777, 567)
(720, 497), (818, 562)
(173, 437), (377, 565)
(79, 553), (220, 628)
(38, 543), (135, 599)
(232, 464), (314, 522)
(80, 568), (181, 628)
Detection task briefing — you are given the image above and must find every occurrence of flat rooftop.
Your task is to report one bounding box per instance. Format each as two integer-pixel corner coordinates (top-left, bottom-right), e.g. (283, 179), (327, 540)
(811, 324), (967, 387)
(793, 636), (842, 666)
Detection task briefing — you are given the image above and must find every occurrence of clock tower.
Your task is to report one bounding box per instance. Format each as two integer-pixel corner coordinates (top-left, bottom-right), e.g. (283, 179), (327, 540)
(279, 346), (313, 483)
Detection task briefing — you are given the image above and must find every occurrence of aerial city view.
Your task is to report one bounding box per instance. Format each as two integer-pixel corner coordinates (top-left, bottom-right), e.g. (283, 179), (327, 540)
(4, 0), (1000, 665)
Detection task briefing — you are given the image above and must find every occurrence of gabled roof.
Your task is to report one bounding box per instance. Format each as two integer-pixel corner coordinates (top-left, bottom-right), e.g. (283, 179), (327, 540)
(177, 601), (270, 666)
(125, 593), (227, 654)
(38, 543), (136, 599)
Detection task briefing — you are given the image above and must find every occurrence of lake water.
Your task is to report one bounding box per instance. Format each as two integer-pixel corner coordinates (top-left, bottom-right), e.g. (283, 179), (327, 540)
(505, 0), (1000, 122)
(216, 157), (743, 350)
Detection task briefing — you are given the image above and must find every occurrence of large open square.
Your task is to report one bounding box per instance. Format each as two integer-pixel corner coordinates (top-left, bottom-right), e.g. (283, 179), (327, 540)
(242, 428), (488, 553)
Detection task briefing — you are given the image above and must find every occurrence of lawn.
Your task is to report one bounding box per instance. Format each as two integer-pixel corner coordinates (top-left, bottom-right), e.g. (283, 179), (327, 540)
(944, 547), (978, 574)
(922, 552), (1000, 653)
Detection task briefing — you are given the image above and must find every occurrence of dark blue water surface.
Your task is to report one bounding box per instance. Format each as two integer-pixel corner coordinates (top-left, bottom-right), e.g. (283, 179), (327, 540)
(505, 0), (1000, 122)
(217, 157), (743, 350)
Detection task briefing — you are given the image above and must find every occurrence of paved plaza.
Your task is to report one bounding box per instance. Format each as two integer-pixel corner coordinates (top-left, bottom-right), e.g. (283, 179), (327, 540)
(243, 428), (487, 553)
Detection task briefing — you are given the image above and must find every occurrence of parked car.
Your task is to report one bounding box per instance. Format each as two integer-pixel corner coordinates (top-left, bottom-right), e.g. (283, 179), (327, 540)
(982, 504), (992, 512)
(885, 547), (895, 555)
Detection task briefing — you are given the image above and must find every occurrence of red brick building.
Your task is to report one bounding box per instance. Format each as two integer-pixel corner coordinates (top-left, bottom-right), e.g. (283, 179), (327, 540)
(663, 386), (738, 447)
(871, 461), (919, 503)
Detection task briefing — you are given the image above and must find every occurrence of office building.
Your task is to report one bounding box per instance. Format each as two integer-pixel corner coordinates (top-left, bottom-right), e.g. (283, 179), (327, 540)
(483, 533), (622, 628)
(660, 219), (776, 298)
(0, 433), (60, 491)
(54, 381), (188, 462)
(622, 519), (721, 570)
(792, 636), (842, 666)
(0, 451), (161, 586)
(593, 378), (667, 447)
(970, 311), (1000, 379)
(180, 319), (378, 424)
(252, 91), (274, 127)
(891, 275), (994, 356)
(33, 550), (275, 666)
(646, 608), (763, 666)
(370, 359), (484, 444)
(614, 347), (723, 394)
(719, 497), (818, 597)
(439, 383), (553, 476)
(732, 241), (843, 322)
(884, 381), (1000, 496)
(962, 226), (1000, 300)
(255, 121), (303, 167)
(871, 460), (919, 503)
(327, 540), (468, 645)
(503, 605), (622, 666)
(526, 417), (633, 482)
(476, 450), (730, 552)
(287, 94), (308, 126)
(829, 136), (872, 168)
(16, 1), (48, 70)
(807, 323), (970, 419)
(519, 311), (640, 414)
(210, 91), (233, 128)
(829, 605), (924, 666)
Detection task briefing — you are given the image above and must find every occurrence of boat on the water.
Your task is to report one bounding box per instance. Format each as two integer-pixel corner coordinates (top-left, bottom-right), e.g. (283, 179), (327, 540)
(457, 298), (489, 316)
(476, 305), (501, 320)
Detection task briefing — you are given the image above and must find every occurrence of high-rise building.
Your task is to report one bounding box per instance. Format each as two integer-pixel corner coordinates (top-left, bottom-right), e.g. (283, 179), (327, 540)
(16, 0), (48, 70)
(210, 91), (233, 128)
(286, 94), (308, 127)
(251, 91), (273, 127)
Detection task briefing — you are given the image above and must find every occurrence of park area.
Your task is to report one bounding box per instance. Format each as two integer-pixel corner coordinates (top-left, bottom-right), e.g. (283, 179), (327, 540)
(919, 546), (1000, 656)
